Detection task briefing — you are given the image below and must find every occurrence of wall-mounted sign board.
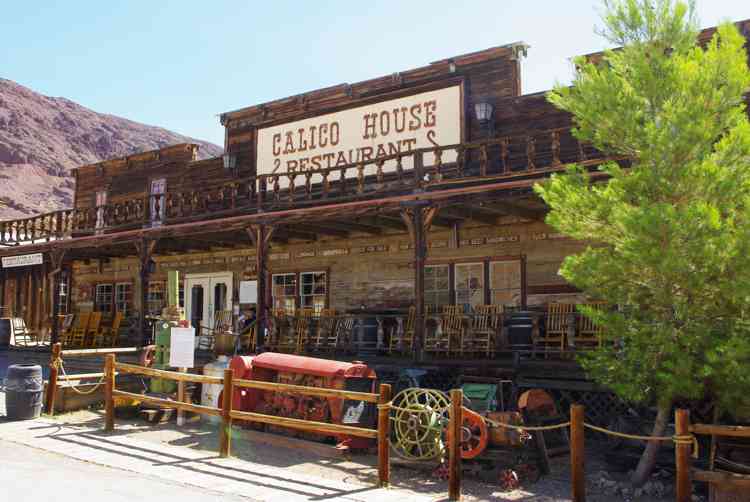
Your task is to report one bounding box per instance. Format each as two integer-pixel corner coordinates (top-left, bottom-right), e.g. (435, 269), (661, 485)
(2, 253), (43, 268)
(239, 280), (258, 304)
(257, 84), (462, 183)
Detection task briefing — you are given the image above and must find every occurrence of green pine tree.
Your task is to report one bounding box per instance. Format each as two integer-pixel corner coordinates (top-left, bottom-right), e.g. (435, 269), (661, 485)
(536, 0), (750, 486)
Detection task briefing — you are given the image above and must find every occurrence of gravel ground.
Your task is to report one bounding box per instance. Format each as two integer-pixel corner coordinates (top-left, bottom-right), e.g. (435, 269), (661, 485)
(30, 406), (681, 502)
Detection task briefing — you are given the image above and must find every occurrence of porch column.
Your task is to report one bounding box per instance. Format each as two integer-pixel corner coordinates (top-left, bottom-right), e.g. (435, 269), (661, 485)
(401, 202), (438, 359)
(246, 224), (275, 352)
(0, 267), (5, 312)
(136, 238), (157, 346)
(47, 249), (66, 345)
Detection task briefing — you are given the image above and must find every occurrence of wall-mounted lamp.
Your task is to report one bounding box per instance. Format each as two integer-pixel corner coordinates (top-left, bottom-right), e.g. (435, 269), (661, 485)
(223, 153), (237, 170)
(475, 101), (496, 139)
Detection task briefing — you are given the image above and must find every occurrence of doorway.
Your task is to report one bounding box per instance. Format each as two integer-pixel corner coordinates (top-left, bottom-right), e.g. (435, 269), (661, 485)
(184, 272), (233, 333)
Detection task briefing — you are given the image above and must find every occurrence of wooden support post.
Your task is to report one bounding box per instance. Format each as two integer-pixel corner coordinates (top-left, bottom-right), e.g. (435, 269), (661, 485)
(136, 239), (157, 345)
(104, 354), (116, 432)
(220, 368), (233, 458)
(377, 383), (392, 487)
(520, 254), (528, 310)
(449, 388), (463, 501)
(247, 225), (274, 352)
(45, 342), (62, 415)
(570, 404), (585, 502)
(675, 409), (691, 502)
(413, 207), (426, 357)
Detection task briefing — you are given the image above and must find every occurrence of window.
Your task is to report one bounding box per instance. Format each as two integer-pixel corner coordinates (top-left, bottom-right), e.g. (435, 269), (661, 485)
(300, 271), (326, 314)
(454, 262), (485, 310)
(149, 178), (166, 227)
(179, 281), (185, 308)
(57, 273), (69, 315)
(147, 282), (166, 316)
(272, 274), (297, 314)
(95, 284), (114, 313)
(115, 283), (132, 316)
(95, 191), (107, 233)
(424, 265), (450, 310)
(490, 260), (521, 307)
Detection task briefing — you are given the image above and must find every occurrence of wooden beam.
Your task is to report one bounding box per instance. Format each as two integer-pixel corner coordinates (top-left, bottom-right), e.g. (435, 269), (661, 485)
(317, 220), (383, 236)
(288, 224), (349, 238)
(439, 205), (498, 225)
(475, 200), (547, 221)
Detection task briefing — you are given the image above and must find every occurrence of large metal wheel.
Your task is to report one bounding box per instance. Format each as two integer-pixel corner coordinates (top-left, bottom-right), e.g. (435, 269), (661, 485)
(389, 388), (451, 461)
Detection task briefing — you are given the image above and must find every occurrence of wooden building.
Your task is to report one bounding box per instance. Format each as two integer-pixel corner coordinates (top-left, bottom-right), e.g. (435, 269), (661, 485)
(2, 21), (749, 364)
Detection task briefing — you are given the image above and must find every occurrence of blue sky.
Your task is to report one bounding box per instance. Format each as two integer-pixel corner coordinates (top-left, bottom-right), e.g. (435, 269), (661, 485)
(2, 1), (749, 147)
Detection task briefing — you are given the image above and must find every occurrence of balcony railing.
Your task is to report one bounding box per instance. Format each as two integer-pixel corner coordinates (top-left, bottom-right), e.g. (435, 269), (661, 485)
(0, 127), (608, 247)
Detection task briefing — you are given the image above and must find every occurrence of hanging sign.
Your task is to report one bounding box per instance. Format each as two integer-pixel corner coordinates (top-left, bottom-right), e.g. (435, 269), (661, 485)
(256, 84), (462, 182)
(170, 327), (196, 368)
(2, 253), (43, 268)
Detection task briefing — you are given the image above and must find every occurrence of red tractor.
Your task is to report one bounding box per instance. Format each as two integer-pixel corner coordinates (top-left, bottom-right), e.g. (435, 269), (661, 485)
(229, 352), (378, 449)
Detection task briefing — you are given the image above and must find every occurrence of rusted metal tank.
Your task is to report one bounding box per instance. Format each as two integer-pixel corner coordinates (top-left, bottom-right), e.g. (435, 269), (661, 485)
(229, 352), (377, 448)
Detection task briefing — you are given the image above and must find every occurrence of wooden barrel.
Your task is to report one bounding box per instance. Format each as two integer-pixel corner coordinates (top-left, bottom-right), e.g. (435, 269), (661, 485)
(4, 364), (44, 420)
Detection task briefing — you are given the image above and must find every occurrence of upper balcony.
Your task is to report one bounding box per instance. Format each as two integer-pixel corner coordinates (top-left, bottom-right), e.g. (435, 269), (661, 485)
(0, 126), (612, 248)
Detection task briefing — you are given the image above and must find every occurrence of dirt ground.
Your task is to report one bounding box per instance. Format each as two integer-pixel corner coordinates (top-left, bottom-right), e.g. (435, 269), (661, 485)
(39, 406), (681, 502)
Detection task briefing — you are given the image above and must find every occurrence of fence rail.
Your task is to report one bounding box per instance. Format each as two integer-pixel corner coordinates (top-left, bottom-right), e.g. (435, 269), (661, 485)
(103, 354), (392, 487)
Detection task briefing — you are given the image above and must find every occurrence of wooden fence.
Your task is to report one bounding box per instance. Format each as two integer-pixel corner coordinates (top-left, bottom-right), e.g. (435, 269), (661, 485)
(45, 342), (141, 415)
(103, 354), (393, 487)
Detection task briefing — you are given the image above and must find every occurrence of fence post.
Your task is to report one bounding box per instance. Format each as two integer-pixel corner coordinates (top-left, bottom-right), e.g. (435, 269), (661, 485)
(45, 342), (62, 415)
(449, 388), (463, 501)
(219, 368), (233, 458)
(675, 408), (691, 502)
(377, 383), (392, 487)
(570, 404), (585, 502)
(104, 354), (115, 432)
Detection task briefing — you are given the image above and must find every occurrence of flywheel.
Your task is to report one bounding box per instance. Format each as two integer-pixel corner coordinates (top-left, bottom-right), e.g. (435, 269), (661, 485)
(389, 388), (451, 460)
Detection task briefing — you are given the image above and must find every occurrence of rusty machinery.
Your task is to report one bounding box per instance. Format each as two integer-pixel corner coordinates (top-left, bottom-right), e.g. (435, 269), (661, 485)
(229, 352), (377, 448)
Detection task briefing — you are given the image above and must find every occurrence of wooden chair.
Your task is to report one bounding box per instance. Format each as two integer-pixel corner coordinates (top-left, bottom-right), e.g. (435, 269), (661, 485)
(312, 309), (338, 352)
(239, 324), (256, 353)
(574, 302), (606, 350)
(82, 312), (103, 347)
(95, 311), (124, 347)
(197, 310), (233, 350)
(425, 305), (462, 355)
(389, 306), (416, 354)
(538, 303), (575, 357)
(463, 305), (503, 357)
(67, 312), (91, 348)
(10, 318), (31, 347)
(294, 308), (315, 354)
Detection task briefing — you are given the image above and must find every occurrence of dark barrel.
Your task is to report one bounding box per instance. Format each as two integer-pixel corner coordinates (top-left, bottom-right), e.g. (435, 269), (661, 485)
(4, 364), (44, 420)
(506, 311), (535, 351)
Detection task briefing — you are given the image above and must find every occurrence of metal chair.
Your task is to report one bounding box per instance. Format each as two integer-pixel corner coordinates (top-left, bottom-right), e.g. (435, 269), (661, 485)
(197, 310), (232, 350)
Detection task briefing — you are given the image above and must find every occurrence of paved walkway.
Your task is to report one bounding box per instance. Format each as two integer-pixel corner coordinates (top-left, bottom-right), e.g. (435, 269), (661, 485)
(0, 416), (434, 502)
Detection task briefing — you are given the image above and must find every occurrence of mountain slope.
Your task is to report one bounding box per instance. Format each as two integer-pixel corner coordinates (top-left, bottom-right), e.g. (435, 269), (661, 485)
(0, 78), (222, 219)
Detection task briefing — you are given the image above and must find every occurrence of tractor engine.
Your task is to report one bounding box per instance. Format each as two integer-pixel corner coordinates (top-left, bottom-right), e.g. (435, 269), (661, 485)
(230, 352), (377, 448)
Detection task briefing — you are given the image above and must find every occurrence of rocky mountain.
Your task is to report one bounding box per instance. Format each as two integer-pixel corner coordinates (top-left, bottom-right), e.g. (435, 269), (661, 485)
(0, 78), (223, 219)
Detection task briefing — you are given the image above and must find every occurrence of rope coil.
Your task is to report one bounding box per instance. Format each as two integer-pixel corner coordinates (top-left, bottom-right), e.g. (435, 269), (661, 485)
(57, 361), (106, 396)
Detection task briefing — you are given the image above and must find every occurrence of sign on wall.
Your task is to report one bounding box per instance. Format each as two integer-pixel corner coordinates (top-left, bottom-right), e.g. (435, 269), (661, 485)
(2, 253), (43, 268)
(257, 84), (462, 182)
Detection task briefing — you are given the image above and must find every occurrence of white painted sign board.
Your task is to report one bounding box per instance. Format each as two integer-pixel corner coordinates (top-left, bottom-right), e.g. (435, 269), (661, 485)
(239, 280), (258, 304)
(256, 84), (462, 184)
(2, 253), (43, 268)
(169, 327), (195, 368)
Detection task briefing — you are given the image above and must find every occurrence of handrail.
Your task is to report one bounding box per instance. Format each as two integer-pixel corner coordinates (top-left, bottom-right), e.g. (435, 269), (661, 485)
(0, 128), (608, 246)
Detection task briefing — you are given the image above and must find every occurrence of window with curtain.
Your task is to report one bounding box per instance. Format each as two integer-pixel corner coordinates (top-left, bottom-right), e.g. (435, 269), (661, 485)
(300, 271), (326, 314)
(490, 260), (521, 307)
(424, 265), (450, 310)
(272, 273), (297, 314)
(95, 283), (114, 313)
(454, 262), (485, 310)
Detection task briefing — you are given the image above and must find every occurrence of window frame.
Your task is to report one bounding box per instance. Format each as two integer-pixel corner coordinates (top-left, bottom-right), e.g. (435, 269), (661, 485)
(94, 283), (114, 314)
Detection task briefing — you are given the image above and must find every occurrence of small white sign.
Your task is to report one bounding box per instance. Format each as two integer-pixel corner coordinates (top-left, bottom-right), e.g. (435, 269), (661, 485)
(2, 253), (43, 268)
(169, 327), (195, 368)
(239, 280), (258, 304)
